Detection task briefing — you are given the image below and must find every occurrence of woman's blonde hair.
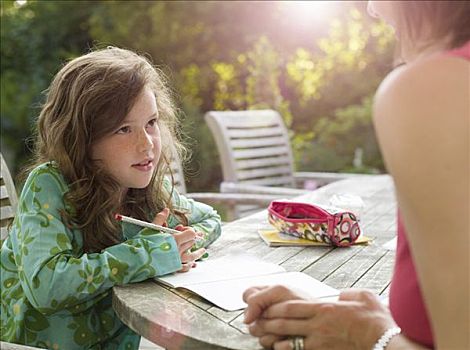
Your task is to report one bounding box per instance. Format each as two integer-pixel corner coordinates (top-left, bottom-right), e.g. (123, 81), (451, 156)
(25, 46), (187, 253)
(392, 1), (470, 54)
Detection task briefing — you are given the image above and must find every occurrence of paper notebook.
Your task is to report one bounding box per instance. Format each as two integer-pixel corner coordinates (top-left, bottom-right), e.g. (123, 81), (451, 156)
(258, 229), (372, 247)
(154, 254), (339, 311)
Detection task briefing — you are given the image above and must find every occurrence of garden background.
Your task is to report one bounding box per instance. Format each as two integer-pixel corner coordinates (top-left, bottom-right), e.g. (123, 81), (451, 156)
(1, 0), (395, 192)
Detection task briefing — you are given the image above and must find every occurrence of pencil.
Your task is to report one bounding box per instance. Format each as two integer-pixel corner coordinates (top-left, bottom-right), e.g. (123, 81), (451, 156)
(115, 214), (180, 235)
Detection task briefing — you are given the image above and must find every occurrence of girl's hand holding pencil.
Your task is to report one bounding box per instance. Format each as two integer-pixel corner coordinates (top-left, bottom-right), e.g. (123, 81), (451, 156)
(116, 208), (206, 273)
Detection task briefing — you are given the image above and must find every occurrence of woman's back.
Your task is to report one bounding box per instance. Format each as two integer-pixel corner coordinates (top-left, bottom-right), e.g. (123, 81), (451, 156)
(373, 40), (470, 349)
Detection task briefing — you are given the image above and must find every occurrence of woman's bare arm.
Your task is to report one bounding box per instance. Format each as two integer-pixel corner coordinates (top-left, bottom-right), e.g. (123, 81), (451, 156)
(373, 54), (470, 350)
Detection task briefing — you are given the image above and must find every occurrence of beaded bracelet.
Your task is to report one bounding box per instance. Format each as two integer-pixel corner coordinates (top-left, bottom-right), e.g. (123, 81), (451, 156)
(372, 327), (402, 350)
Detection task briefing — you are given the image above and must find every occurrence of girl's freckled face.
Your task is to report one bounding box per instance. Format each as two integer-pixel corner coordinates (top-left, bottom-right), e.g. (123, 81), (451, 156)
(91, 87), (162, 190)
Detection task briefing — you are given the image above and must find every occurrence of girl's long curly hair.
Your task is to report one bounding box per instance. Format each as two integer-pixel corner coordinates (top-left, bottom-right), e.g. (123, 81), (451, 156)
(23, 47), (187, 253)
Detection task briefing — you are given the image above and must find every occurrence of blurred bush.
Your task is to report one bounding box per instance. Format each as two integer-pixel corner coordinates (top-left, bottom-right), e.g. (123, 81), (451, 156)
(1, 1), (394, 191)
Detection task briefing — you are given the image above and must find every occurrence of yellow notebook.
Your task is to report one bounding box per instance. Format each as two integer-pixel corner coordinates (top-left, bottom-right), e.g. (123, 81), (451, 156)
(258, 229), (372, 247)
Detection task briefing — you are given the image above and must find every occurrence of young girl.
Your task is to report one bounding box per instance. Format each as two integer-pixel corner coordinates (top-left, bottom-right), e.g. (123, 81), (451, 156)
(0, 47), (222, 349)
(243, 1), (469, 350)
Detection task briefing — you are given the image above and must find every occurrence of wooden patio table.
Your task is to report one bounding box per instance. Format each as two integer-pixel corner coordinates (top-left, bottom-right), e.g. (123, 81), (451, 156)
(113, 174), (396, 350)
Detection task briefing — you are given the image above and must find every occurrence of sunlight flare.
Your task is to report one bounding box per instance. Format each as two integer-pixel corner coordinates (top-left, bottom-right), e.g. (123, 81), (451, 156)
(281, 1), (339, 26)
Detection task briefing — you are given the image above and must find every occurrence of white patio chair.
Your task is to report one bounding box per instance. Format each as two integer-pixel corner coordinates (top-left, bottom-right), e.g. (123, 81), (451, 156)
(204, 109), (365, 217)
(0, 155), (41, 350)
(1, 152), (18, 242)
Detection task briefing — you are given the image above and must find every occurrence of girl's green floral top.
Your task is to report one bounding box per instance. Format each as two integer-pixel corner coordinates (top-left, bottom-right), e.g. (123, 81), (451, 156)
(0, 162), (222, 349)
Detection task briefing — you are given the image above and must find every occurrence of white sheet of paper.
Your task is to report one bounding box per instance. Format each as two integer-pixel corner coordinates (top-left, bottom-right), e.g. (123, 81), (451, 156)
(157, 254), (285, 287)
(155, 253), (339, 311)
(187, 271), (339, 311)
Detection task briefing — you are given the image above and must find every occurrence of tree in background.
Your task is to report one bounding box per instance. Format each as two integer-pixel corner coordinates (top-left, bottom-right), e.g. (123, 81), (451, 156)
(286, 8), (394, 172)
(1, 1), (394, 191)
(1, 0), (98, 176)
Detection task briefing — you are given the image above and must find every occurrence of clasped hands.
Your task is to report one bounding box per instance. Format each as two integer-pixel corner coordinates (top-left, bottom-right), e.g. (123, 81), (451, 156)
(242, 285), (397, 350)
(152, 208), (206, 272)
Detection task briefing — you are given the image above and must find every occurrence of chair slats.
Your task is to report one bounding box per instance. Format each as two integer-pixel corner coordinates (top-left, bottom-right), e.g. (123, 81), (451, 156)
(0, 153), (18, 216)
(0, 154), (18, 242)
(205, 110), (300, 218)
(227, 127), (284, 138)
(235, 155), (291, 170)
(238, 175), (296, 187)
(229, 136), (286, 149)
(1, 205), (14, 223)
(237, 166), (292, 181)
(1, 226), (9, 241)
(233, 146), (292, 160)
(1, 185), (8, 200)
(218, 114), (280, 128)
(204, 110), (359, 212)
(205, 110), (358, 201)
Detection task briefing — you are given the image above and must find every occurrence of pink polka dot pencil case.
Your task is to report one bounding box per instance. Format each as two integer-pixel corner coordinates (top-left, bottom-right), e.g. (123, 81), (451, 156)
(267, 200), (361, 247)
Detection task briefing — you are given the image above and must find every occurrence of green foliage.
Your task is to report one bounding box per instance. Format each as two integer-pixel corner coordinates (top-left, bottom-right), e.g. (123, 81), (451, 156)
(210, 37), (292, 124)
(1, 1), (395, 192)
(308, 95), (383, 173)
(285, 10), (394, 173)
(1, 0), (97, 176)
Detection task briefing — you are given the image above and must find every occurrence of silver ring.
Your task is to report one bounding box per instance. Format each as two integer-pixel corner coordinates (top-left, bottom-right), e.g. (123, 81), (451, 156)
(290, 336), (305, 350)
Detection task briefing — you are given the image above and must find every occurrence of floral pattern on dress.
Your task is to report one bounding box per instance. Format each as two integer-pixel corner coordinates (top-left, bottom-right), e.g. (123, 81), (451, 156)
(0, 162), (222, 349)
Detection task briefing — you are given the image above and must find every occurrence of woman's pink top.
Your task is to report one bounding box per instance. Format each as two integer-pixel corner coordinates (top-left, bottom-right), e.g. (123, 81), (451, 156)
(389, 40), (470, 349)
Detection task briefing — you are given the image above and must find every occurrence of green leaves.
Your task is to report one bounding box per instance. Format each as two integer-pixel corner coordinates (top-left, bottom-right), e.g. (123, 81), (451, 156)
(76, 265), (105, 294)
(24, 308), (49, 332)
(2, 2), (393, 193)
(108, 257), (129, 284)
(159, 242), (172, 252)
(49, 233), (71, 255)
(3, 277), (18, 290)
